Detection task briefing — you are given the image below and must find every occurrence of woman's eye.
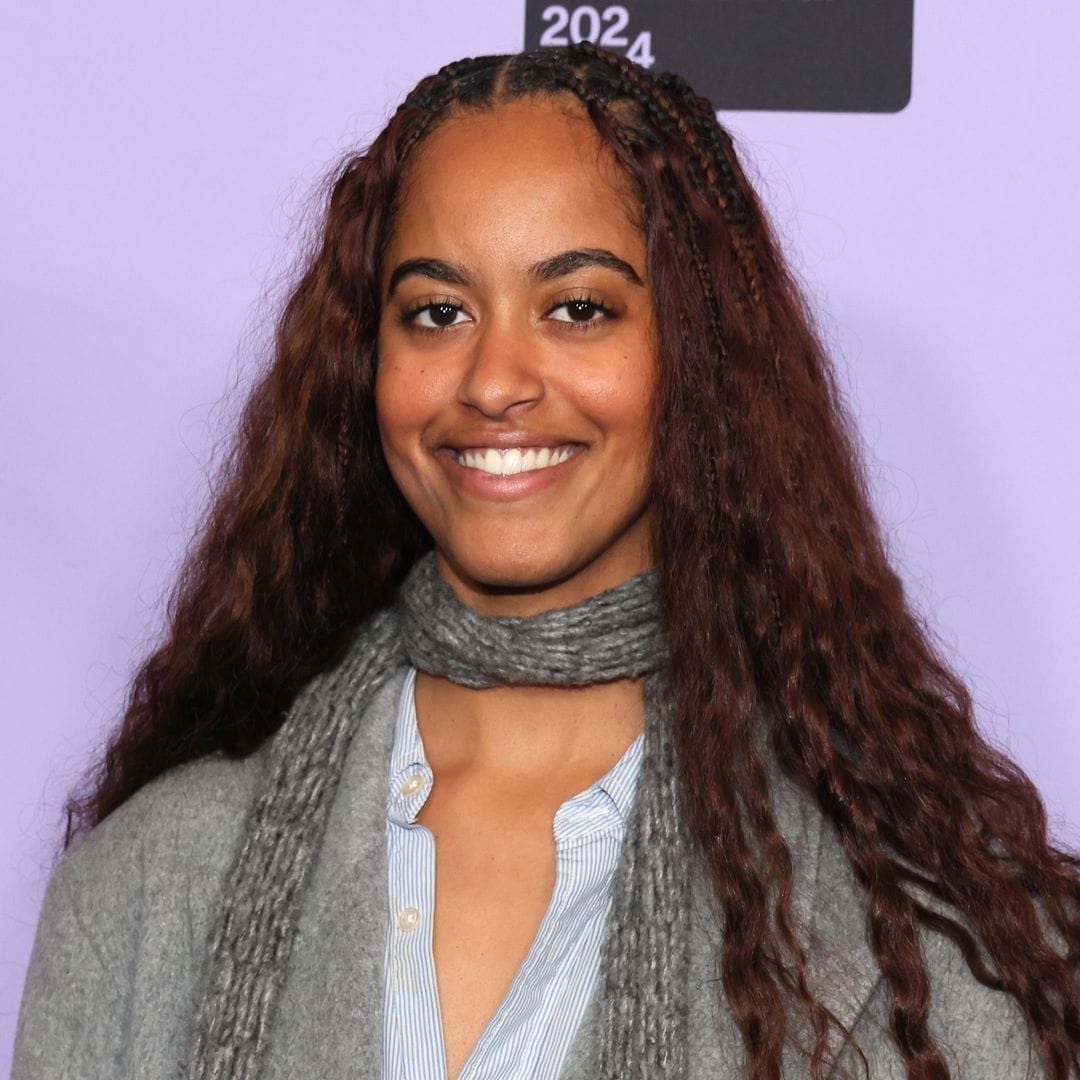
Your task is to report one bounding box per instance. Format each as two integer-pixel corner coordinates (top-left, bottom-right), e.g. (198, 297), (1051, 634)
(410, 303), (469, 329)
(549, 299), (610, 325)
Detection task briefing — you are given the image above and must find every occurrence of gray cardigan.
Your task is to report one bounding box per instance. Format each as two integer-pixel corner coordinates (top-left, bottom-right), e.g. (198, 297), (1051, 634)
(12, 666), (1041, 1078)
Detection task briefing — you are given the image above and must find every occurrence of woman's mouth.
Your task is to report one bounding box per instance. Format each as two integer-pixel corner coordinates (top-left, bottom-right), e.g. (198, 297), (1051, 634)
(453, 445), (583, 476)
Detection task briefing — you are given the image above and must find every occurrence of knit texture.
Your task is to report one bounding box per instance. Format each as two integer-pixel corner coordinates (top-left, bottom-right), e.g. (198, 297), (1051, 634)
(400, 554), (668, 687)
(184, 553), (688, 1079)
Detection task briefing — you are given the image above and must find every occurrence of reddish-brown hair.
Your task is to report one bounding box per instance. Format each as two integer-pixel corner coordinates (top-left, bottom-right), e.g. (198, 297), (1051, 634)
(67, 45), (1080, 1078)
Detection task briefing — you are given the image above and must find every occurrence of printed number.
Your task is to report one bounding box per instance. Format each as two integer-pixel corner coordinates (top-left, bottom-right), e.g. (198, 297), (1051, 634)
(599, 6), (629, 47)
(539, 5), (653, 68)
(625, 30), (654, 67)
(570, 6), (600, 43)
(539, 4), (568, 45)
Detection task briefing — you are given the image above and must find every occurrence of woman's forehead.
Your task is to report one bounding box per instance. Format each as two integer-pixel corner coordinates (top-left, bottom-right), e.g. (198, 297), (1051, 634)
(386, 99), (644, 276)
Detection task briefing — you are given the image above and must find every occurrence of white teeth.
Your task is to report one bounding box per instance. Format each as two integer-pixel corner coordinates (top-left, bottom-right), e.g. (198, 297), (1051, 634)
(456, 445), (578, 476)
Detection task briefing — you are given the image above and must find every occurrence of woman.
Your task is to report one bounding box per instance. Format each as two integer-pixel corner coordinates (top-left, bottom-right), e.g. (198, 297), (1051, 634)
(13, 44), (1080, 1080)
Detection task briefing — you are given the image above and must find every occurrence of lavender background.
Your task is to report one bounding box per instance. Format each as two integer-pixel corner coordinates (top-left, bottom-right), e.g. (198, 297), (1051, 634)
(3, 2), (1077, 1068)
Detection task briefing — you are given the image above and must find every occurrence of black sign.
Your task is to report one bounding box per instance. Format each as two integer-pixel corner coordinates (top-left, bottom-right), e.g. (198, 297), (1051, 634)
(524, 1), (913, 113)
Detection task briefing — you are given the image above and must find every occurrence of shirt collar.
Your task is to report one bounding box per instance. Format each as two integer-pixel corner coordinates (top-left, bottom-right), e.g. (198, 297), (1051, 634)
(389, 666), (425, 778)
(595, 730), (645, 825)
(386, 667), (432, 825)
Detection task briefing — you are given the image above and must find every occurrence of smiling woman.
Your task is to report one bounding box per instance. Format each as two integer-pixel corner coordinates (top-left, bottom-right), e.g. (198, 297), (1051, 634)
(12, 45), (1080, 1080)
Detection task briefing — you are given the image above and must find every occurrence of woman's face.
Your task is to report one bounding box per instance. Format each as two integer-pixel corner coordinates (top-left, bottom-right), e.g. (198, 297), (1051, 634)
(376, 96), (657, 615)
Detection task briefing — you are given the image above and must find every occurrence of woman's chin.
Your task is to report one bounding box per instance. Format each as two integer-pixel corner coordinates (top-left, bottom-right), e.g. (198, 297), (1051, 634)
(435, 546), (574, 594)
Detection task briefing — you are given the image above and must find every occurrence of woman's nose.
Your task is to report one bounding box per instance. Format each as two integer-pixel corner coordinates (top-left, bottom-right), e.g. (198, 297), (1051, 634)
(456, 317), (544, 418)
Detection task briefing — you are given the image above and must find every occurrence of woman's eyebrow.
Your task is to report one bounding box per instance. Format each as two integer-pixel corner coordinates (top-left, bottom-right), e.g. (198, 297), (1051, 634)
(386, 258), (470, 298)
(529, 248), (644, 286)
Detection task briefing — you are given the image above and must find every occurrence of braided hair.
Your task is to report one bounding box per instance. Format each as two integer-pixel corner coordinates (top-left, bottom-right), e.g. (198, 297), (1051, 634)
(70, 45), (1080, 1079)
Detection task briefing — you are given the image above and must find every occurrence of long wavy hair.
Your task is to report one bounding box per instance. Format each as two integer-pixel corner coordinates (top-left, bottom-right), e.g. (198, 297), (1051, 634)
(67, 45), (1079, 1078)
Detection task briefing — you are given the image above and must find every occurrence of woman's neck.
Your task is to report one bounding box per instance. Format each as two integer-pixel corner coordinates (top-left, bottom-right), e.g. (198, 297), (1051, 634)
(414, 672), (645, 784)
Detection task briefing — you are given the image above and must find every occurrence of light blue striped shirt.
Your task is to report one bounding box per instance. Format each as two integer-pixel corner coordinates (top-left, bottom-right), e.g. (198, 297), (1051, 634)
(382, 667), (644, 1080)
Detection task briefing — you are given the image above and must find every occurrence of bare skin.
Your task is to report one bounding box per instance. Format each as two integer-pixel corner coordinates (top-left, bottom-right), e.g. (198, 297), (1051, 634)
(414, 674), (645, 1079)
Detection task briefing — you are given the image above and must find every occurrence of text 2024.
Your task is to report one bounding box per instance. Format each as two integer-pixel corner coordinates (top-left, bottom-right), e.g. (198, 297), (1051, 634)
(539, 5), (655, 68)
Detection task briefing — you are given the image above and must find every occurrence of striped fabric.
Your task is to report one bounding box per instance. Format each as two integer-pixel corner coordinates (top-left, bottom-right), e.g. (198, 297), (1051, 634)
(382, 667), (644, 1080)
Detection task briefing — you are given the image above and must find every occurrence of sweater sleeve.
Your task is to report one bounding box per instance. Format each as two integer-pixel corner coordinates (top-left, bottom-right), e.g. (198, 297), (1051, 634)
(11, 849), (134, 1080)
(10, 751), (264, 1080)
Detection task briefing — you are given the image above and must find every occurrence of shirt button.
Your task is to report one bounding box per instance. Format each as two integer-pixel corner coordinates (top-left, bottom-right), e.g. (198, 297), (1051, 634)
(398, 907), (421, 932)
(400, 773), (424, 796)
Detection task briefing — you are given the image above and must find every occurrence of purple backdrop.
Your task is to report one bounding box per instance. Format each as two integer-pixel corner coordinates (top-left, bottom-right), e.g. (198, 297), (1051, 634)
(3, 2), (1078, 1068)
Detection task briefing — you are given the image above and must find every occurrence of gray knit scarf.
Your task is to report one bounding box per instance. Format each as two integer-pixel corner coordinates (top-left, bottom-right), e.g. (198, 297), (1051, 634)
(185, 552), (689, 1079)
